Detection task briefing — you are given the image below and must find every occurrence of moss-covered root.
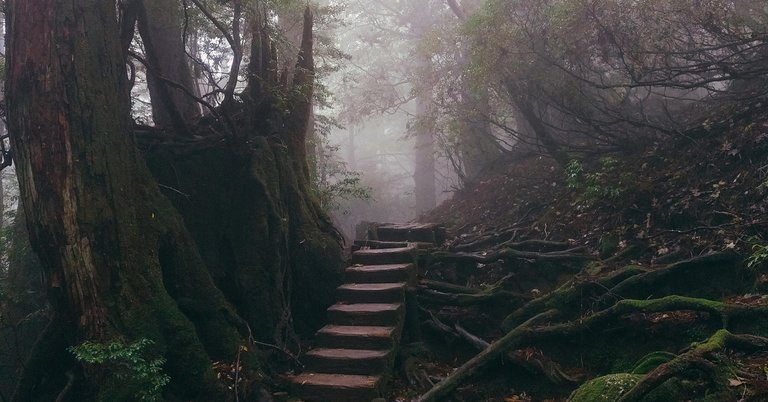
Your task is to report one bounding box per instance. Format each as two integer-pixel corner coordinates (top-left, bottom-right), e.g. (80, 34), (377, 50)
(616, 329), (768, 402)
(501, 265), (644, 331)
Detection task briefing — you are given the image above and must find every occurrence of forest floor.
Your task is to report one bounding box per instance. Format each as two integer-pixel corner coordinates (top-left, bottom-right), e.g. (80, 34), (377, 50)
(388, 101), (768, 401)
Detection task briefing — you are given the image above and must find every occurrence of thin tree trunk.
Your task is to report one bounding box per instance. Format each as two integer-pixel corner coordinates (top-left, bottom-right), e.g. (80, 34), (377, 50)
(136, 0), (201, 130)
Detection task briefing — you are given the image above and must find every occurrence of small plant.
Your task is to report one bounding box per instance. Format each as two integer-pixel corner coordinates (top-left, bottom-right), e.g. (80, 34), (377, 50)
(565, 157), (623, 206)
(69, 338), (169, 401)
(746, 236), (768, 269)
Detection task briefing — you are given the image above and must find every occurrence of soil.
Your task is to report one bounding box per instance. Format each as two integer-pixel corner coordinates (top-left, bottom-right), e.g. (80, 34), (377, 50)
(389, 101), (768, 401)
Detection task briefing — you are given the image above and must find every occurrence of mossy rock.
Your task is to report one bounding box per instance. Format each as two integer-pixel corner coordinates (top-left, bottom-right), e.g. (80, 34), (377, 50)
(569, 373), (639, 402)
(568, 373), (686, 402)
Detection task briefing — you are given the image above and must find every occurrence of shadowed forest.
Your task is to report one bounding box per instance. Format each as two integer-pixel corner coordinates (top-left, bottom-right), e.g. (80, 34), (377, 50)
(1, 0), (768, 401)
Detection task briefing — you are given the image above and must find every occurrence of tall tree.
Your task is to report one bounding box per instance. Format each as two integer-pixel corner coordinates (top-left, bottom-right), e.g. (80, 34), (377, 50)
(6, 1), (342, 401)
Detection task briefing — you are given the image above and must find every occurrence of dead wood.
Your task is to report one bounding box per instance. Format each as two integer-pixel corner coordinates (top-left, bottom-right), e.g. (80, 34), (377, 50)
(417, 310), (559, 402)
(453, 324), (578, 385)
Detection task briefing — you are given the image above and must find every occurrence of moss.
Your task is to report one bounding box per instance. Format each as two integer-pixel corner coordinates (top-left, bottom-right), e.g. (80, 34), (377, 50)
(631, 351), (677, 374)
(569, 373), (641, 402)
(569, 373), (688, 402)
(599, 234), (619, 259)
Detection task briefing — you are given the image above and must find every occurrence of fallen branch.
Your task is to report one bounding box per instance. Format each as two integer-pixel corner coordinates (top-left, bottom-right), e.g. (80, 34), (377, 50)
(454, 324), (578, 385)
(417, 310), (559, 402)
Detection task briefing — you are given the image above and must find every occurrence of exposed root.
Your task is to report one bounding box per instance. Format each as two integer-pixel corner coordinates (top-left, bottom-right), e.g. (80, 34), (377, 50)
(618, 330), (768, 402)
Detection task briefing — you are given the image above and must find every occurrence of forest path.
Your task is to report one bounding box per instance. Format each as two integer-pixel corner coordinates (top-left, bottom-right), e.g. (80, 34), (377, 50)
(289, 223), (444, 401)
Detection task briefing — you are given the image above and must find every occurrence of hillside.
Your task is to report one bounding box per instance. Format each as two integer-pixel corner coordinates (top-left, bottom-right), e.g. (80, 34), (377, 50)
(392, 102), (768, 401)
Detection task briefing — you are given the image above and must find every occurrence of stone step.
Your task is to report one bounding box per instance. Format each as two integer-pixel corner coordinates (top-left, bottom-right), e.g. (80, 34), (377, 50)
(351, 247), (415, 265)
(305, 348), (391, 375)
(327, 303), (403, 326)
(316, 325), (397, 350)
(337, 283), (405, 303)
(376, 223), (446, 243)
(290, 373), (381, 401)
(345, 264), (412, 284)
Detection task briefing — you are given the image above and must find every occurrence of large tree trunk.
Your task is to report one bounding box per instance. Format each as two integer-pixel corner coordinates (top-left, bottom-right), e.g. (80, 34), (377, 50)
(7, 1), (243, 400)
(6, 1), (341, 401)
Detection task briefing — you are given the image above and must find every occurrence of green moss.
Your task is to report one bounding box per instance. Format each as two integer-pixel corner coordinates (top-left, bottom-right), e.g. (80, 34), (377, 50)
(631, 351), (677, 374)
(599, 235), (620, 259)
(569, 373), (641, 402)
(569, 373), (689, 402)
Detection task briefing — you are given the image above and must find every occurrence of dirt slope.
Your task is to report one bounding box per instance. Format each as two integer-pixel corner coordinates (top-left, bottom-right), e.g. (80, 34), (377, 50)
(394, 101), (768, 401)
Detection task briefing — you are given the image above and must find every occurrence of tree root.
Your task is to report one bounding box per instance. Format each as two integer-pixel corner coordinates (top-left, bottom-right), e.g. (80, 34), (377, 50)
(502, 265), (645, 330)
(419, 275), (530, 307)
(598, 251), (738, 305)
(433, 247), (594, 264)
(418, 295), (768, 402)
(617, 329), (768, 402)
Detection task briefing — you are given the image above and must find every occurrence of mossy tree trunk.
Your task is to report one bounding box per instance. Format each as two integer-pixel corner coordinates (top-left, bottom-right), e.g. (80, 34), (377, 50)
(5, 1), (342, 401)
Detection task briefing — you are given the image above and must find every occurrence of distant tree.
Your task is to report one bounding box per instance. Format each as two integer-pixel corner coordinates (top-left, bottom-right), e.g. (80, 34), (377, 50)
(463, 0), (768, 164)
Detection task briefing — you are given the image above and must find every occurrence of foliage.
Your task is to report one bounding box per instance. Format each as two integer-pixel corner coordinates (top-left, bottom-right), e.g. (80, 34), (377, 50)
(565, 157), (623, 206)
(746, 235), (768, 269)
(69, 339), (169, 402)
(313, 139), (371, 214)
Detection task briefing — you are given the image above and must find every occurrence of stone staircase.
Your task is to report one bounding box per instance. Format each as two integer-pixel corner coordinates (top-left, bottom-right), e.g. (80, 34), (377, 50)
(289, 223), (444, 401)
